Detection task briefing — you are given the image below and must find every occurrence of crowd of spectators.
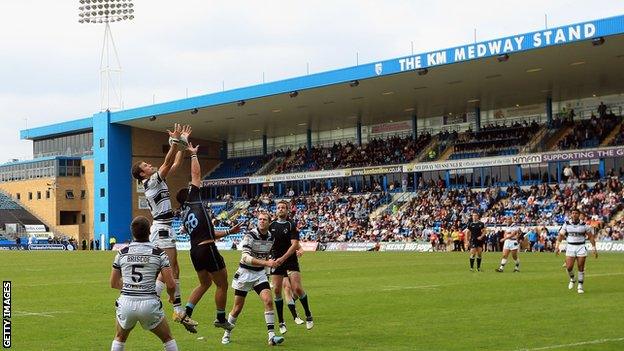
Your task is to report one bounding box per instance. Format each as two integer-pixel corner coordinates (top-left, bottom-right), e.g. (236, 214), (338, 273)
(275, 134), (431, 174)
(226, 179), (624, 248)
(557, 112), (621, 150)
(450, 121), (540, 158)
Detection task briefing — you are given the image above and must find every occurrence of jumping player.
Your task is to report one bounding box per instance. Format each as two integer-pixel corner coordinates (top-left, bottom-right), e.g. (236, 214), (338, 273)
(130, 123), (196, 331)
(109, 216), (179, 351)
(175, 142), (242, 332)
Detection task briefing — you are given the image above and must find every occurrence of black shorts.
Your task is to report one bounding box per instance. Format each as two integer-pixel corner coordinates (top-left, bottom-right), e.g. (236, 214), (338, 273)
(469, 240), (484, 249)
(271, 259), (300, 276)
(190, 243), (226, 273)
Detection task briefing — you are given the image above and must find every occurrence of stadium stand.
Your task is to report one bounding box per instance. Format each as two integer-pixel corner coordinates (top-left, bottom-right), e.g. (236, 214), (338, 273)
(273, 134), (431, 174)
(206, 155), (270, 179)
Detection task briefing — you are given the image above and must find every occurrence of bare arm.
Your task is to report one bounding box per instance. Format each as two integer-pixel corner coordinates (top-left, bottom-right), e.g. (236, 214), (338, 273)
(188, 142), (201, 188)
(160, 266), (176, 302)
(277, 239), (300, 264)
(110, 268), (122, 290)
(555, 231), (566, 255)
(214, 222), (243, 239)
(169, 150), (185, 175)
(159, 123), (183, 179)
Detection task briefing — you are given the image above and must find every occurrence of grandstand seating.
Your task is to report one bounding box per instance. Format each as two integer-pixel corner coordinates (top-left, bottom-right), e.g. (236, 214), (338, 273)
(275, 134), (431, 174)
(0, 191), (46, 233)
(206, 155), (268, 179)
(558, 113), (621, 150)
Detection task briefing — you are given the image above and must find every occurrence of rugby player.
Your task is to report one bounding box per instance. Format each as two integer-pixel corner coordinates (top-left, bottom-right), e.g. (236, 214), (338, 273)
(556, 209), (598, 294)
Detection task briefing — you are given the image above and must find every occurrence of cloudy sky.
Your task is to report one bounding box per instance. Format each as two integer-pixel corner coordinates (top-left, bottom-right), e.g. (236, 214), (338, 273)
(0, 0), (622, 161)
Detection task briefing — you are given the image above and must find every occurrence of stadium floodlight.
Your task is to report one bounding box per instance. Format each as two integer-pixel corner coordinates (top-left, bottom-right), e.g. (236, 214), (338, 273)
(591, 37), (605, 46)
(78, 0), (135, 111)
(496, 54), (510, 62)
(417, 68), (428, 76)
(349, 80), (359, 87)
(289, 91), (299, 98)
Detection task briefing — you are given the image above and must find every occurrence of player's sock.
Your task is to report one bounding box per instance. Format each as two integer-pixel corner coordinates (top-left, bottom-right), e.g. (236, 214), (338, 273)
(578, 271), (584, 285)
(567, 268), (575, 281)
(173, 279), (183, 314)
(111, 340), (125, 351)
(499, 258), (507, 270)
(265, 311), (276, 338)
(228, 313), (237, 326)
(163, 339), (178, 351)
(216, 309), (226, 323)
(185, 302), (195, 318)
(476, 257), (482, 269)
(299, 292), (312, 318)
(514, 259), (520, 269)
(469, 255), (475, 269)
(274, 297), (285, 323)
(155, 280), (165, 297)
(287, 298), (298, 319)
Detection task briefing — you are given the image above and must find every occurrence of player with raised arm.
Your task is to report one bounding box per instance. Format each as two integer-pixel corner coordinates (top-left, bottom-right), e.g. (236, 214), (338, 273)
(109, 216), (179, 351)
(463, 212), (486, 272)
(556, 209), (598, 294)
(270, 201), (313, 334)
(130, 123), (196, 331)
(495, 220), (521, 272)
(175, 142), (242, 332)
(221, 211), (285, 346)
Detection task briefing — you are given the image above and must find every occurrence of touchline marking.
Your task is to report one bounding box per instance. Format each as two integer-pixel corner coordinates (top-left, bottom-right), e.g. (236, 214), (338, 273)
(13, 310), (73, 318)
(382, 285), (440, 291)
(514, 337), (624, 350)
(588, 272), (624, 277)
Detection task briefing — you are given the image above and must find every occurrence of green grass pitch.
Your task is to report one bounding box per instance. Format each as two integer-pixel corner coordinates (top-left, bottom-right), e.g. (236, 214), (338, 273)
(2, 250), (624, 350)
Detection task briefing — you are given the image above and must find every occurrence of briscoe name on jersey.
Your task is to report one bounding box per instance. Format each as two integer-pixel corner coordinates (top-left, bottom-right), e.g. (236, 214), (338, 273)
(239, 228), (275, 271)
(112, 242), (171, 296)
(560, 221), (592, 244)
(143, 171), (173, 221)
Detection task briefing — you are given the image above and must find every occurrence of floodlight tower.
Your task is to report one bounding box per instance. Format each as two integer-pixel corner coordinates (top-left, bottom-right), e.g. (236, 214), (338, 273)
(78, 0), (135, 111)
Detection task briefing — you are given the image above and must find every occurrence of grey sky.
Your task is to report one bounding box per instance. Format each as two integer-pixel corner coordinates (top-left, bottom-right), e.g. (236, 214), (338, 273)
(0, 0), (622, 161)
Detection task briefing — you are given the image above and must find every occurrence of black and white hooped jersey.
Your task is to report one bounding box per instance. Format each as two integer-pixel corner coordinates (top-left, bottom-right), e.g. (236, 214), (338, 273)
(560, 221), (592, 244)
(112, 242), (170, 296)
(239, 228), (275, 271)
(143, 171), (174, 222)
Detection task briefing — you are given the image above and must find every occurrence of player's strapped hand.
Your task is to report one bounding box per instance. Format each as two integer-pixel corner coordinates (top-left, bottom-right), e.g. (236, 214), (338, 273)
(180, 124), (192, 145)
(167, 123), (182, 139)
(187, 142), (199, 155)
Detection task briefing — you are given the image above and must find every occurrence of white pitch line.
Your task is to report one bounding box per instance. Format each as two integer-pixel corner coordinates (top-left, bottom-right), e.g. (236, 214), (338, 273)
(514, 337), (624, 351)
(587, 272), (624, 277)
(13, 310), (73, 318)
(382, 285), (440, 291)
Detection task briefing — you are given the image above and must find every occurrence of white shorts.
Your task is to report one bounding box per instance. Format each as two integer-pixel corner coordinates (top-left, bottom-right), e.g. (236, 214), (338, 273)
(115, 295), (164, 331)
(231, 267), (269, 293)
(150, 222), (176, 249)
(503, 239), (519, 251)
(566, 243), (587, 257)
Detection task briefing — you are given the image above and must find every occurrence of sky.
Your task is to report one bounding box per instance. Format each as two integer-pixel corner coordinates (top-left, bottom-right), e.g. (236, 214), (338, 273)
(0, 0), (622, 161)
